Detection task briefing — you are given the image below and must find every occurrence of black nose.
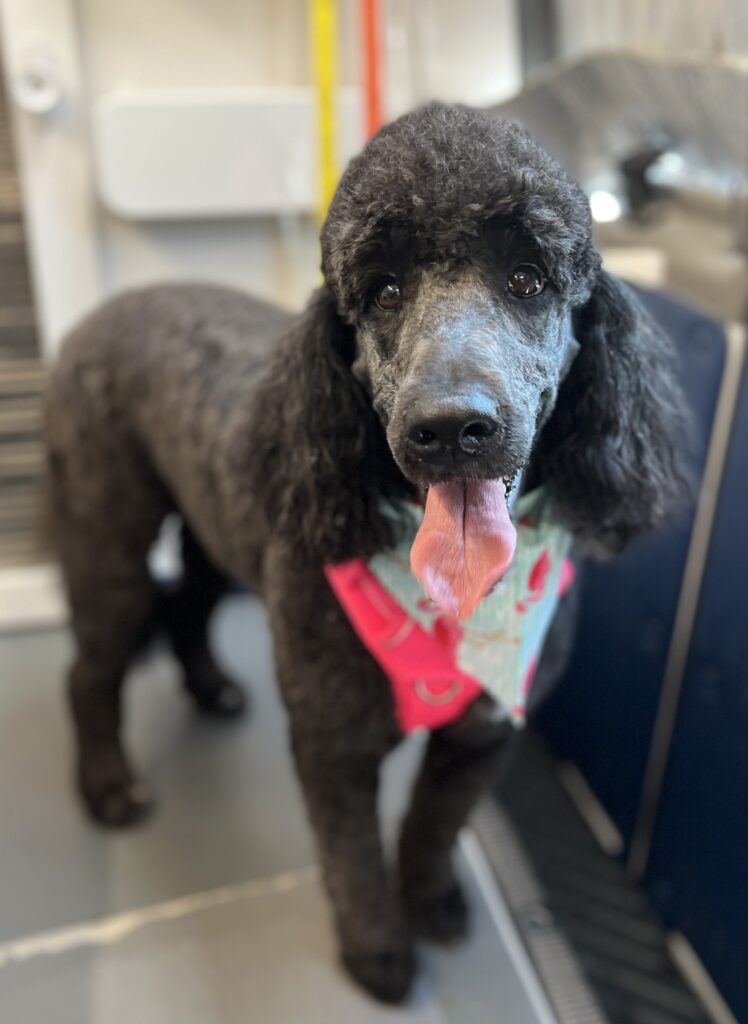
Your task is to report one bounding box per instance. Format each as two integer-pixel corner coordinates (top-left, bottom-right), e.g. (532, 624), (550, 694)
(406, 405), (498, 462)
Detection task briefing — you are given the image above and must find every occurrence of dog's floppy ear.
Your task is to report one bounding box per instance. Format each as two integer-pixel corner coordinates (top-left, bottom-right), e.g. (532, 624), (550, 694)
(262, 286), (405, 561)
(537, 271), (691, 554)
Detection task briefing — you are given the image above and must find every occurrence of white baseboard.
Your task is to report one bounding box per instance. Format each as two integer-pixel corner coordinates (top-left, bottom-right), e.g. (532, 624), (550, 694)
(0, 563), (66, 632)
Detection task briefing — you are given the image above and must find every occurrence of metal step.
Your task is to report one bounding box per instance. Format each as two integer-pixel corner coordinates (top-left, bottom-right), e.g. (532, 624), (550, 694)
(0, 360), (46, 395)
(0, 536), (47, 567)
(0, 326), (39, 359)
(0, 397), (43, 435)
(476, 733), (714, 1024)
(0, 173), (21, 215)
(0, 439), (44, 479)
(0, 37), (46, 569)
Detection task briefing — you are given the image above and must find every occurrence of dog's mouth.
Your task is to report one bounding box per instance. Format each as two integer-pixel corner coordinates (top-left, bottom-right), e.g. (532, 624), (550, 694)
(410, 477), (517, 620)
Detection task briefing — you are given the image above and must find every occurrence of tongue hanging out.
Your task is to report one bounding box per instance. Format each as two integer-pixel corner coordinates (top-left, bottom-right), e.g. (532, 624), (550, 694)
(410, 479), (517, 620)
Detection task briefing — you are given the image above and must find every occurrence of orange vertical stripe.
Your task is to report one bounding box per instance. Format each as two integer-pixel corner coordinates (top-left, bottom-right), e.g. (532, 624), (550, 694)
(362, 0), (382, 137)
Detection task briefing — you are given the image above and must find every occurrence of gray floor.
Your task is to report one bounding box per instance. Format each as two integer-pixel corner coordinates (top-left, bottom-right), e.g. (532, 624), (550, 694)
(0, 593), (556, 1023)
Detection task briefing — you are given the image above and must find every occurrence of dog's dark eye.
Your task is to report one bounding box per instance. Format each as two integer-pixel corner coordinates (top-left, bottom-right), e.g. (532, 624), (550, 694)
(374, 279), (402, 312)
(507, 264), (545, 298)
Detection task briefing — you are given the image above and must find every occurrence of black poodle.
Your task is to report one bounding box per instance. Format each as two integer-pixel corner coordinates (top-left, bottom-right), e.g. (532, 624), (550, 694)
(45, 103), (689, 1003)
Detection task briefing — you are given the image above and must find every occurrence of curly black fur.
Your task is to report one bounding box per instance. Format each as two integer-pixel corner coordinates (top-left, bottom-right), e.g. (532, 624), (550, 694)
(321, 104), (600, 316)
(534, 271), (691, 552)
(250, 287), (411, 562)
(45, 103), (690, 1004)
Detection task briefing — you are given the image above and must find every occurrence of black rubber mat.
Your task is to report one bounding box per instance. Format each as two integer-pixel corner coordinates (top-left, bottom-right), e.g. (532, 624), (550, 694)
(476, 732), (712, 1024)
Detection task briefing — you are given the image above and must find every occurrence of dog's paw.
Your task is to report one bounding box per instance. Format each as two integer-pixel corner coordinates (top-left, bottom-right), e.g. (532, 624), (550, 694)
(81, 777), (155, 828)
(183, 659), (248, 719)
(189, 678), (247, 718)
(405, 880), (469, 945)
(342, 943), (417, 1005)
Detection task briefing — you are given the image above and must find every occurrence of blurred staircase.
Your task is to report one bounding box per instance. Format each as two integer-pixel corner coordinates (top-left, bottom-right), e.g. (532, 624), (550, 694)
(0, 45), (47, 567)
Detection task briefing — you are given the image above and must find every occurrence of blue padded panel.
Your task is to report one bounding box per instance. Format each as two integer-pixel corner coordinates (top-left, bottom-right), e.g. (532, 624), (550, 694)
(646, 354), (748, 1022)
(535, 289), (726, 847)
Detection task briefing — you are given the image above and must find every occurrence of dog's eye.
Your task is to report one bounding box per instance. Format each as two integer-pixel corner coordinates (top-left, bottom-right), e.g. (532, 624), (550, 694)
(507, 264), (545, 298)
(374, 279), (402, 312)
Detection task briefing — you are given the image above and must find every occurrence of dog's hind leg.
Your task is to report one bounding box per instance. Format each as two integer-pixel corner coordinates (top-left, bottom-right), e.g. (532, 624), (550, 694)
(62, 527), (165, 828)
(159, 523), (247, 717)
(398, 699), (514, 943)
(48, 421), (170, 827)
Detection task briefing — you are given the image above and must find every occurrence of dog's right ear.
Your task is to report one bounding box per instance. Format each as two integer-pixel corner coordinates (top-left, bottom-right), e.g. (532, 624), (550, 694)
(260, 286), (403, 561)
(536, 271), (692, 554)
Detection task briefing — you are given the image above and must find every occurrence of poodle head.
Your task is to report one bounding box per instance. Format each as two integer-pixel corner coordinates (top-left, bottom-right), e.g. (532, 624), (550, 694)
(320, 103), (600, 490)
(309, 103), (689, 559)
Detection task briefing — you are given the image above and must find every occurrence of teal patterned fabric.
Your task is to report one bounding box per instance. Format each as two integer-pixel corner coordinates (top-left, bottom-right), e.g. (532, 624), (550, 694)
(369, 489), (573, 722)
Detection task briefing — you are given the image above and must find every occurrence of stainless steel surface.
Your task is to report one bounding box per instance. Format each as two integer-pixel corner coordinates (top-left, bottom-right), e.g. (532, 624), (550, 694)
(491, 45), (748, 318)
(493, 52), (748, 188)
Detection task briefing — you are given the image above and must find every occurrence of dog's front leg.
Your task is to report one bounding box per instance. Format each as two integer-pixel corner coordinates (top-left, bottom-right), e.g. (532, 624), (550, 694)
(266, 554), (414, 1004)
(399, 698), (514, 943)
(290, 732), (415, 1003)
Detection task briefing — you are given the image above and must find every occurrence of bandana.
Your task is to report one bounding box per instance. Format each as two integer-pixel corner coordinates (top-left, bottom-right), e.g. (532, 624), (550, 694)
(325, 488), (574, 732)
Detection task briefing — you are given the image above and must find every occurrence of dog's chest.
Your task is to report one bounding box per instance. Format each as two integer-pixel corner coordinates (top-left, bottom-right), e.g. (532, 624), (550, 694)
(326, 489), (573, 732)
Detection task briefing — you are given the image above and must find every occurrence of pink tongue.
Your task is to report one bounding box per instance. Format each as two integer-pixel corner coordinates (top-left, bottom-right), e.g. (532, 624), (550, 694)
(410, 480), (517, 620)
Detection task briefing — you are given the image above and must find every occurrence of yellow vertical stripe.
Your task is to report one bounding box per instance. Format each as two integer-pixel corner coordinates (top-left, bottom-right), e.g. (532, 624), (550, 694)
(309, 0), (339, 221)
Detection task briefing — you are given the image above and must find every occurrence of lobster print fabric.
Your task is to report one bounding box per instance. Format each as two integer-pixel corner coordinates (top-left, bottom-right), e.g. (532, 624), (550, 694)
(325, 489), (574, 733)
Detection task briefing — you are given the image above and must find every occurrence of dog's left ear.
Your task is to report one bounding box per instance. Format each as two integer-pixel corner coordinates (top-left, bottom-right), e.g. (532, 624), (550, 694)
(265, 286), (407, 562)
(536, 271), (692, 553)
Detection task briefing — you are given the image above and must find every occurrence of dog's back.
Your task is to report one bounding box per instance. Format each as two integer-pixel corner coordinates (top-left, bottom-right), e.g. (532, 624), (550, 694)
(45, 283), (293, 582)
